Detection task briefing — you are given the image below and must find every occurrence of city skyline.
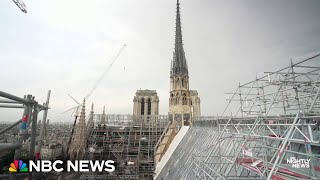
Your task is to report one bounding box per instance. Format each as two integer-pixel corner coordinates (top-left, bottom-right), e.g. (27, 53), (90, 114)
(1, 0), (320, 122)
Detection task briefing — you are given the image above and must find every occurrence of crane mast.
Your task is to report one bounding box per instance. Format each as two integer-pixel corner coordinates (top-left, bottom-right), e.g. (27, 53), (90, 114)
(85, 43), (127, 100)
(12, 0), (27, 13)
(64, 44), (126, 159)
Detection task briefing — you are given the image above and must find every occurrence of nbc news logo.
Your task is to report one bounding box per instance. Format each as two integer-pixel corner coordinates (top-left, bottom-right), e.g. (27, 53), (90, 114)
(9, 160), (28, 173)
(8, 159), (115, 173)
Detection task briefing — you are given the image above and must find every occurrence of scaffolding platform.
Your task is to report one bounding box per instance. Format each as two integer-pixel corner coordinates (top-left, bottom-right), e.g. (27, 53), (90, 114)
(81, 115), (168, 179)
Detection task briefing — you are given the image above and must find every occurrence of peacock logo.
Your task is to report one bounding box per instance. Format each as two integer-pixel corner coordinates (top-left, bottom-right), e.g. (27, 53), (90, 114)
(9, 160), (28, 172)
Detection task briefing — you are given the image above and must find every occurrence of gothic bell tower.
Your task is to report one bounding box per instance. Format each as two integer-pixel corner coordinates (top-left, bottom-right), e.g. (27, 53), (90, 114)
(169, 0), (201, 126)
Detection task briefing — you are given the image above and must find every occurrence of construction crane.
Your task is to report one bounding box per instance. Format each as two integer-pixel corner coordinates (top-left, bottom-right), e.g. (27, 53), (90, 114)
(62, 43), (126, 159)
(86, 43), (126, 100)
(12, 0), (27, 13)
(62, 43), (127, 116)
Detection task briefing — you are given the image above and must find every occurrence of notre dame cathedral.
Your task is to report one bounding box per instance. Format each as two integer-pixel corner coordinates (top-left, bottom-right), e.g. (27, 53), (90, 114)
(133, 0), (201, 126)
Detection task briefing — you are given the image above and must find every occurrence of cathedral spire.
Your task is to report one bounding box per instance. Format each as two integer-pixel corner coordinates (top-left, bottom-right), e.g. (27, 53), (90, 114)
(100, 106), (106, 124)
(87, 103), (94, 129)
(69, 98), (86, 160)
(171, 0), (188, 77)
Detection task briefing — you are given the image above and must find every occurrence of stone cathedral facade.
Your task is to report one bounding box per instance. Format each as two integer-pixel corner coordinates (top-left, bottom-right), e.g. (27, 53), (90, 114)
(133, 90), (159, 117)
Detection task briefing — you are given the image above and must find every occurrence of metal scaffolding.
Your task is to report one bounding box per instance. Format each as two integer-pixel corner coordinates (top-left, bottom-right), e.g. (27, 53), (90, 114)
(189, 53), (320, 179)
(0, 90), (51, 179)
(157, 52), (320, 180)
(81, 114), (169, 179)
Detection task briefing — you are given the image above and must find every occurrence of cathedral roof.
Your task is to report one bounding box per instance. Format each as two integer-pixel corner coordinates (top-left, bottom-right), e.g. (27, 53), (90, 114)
(171, 0), (189, 77)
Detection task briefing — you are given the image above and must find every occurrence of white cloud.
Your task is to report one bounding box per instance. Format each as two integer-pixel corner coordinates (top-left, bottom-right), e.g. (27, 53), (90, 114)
(29, 0), (138, 42)
(1, 0), (320, 122)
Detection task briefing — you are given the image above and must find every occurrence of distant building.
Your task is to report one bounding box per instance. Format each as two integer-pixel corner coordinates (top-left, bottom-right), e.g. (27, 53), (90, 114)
(41, 143), (62, 160)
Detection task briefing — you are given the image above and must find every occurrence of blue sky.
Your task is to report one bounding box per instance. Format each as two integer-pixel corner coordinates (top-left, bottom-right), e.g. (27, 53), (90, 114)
(1, 0), (320, 122)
